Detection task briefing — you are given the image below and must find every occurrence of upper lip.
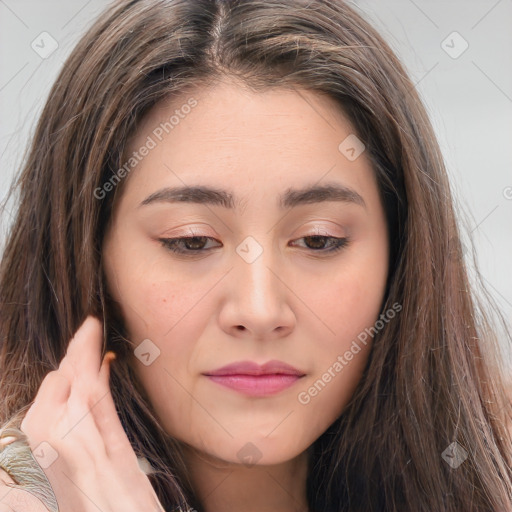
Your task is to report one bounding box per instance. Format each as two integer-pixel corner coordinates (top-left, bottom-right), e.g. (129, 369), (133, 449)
(203, 360), (306, 377)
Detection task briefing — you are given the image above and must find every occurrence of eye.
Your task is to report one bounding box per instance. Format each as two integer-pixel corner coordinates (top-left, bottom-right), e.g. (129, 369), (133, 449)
(289, 235), (350, 254)
(159, 236), (220, 255)
(159, 234), (350, 256)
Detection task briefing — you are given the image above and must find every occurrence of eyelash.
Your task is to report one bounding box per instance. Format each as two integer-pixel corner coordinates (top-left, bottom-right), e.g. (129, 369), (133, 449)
(159, 234), (350, 256)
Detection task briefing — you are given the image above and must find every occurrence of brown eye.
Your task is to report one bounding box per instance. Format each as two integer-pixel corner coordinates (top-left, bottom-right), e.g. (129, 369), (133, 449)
(181, 236), (208, 250)
(303, 235), (329, 250)
(290, 235), (350, 254)
(160, 236), (221, 254)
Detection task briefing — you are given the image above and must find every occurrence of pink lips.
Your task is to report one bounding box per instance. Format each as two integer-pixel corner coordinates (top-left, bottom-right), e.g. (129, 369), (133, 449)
(203, 360), (306, 397)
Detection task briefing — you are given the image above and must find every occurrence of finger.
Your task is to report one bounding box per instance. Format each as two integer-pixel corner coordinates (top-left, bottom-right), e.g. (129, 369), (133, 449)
(20, 371), (70, 435)
(34, 370), (71, 405)
(98, 351), (116, 387)
(62, 316), (104, 382)
(93, 353), (136, 457)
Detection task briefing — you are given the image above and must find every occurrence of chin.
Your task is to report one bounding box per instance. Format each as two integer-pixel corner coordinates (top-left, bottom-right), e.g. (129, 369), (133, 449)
(203, 433), (309, 467)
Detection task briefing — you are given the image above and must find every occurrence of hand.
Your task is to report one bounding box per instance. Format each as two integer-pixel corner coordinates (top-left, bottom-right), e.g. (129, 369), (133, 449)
(20, 316), (165, 512)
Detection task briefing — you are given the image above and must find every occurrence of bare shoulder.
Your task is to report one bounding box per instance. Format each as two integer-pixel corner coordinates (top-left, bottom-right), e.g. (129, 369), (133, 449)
(0, 468), (50, 511)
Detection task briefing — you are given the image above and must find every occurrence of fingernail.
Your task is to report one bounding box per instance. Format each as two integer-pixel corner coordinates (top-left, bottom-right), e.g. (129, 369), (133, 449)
(104, 351), (117, 363)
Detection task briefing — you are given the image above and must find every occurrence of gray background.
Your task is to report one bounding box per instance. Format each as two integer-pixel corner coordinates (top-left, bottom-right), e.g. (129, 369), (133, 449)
(1, 1), (511, 354)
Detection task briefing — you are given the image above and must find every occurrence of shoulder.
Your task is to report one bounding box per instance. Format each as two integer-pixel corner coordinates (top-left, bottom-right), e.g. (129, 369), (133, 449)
(0, 468), (50, 512)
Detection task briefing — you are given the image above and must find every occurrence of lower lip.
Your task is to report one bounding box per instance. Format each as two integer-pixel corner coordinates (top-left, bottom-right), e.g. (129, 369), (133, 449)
(205, 374), (303, 396)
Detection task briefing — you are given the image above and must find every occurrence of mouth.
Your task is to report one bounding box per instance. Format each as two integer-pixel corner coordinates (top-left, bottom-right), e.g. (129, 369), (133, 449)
(203, 360), (306, 397)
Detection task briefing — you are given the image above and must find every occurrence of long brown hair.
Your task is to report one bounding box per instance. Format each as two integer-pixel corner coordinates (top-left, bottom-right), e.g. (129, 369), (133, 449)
(1, 0), (511, 510)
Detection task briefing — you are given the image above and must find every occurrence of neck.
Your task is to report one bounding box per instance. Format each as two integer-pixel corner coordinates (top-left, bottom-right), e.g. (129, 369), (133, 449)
(181, 443), (310, 512)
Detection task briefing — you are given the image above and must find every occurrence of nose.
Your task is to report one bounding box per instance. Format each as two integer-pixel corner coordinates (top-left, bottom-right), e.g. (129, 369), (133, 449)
(218, 239), (296, 340)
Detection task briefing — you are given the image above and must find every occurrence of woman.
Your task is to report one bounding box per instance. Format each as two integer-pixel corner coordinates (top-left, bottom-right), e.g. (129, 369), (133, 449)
(0, 0), (511, 510)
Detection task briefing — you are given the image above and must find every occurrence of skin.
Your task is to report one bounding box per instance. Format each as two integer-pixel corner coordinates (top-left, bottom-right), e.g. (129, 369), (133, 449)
(14, 317), (164, 511)
(3, 79), (389, 512)
(102, 78), (390, 512)
(0, 464), (49, 511)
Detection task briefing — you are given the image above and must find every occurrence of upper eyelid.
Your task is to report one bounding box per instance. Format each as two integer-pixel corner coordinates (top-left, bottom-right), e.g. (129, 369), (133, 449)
(164, 232), (340, 242)
(164, 224), (342, 238)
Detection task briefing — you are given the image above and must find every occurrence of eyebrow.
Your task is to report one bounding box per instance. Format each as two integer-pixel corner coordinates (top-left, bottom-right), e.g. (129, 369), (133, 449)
(139, 182), (366, 210)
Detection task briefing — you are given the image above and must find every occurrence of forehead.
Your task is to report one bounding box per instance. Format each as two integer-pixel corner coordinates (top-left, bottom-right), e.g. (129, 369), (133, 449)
(128, 79), (356, 154)
(118, 79), (375, 212)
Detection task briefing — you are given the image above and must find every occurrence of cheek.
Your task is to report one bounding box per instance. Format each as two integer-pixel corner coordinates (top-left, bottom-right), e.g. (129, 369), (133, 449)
(293, 295), (374, 433)
(295, 342), (371, 440)
(117, 275), (212, 430)
(294, 249), (387, 421)
(107, 248), (210, 340)
(305, 253), (387, 350)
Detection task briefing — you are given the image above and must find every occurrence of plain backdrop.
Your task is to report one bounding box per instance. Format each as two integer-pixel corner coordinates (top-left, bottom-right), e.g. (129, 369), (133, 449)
(1, 0), (511, 357)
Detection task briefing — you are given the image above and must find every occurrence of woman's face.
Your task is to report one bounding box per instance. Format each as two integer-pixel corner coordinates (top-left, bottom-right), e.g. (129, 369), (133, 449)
(102, 79), (389, 466)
